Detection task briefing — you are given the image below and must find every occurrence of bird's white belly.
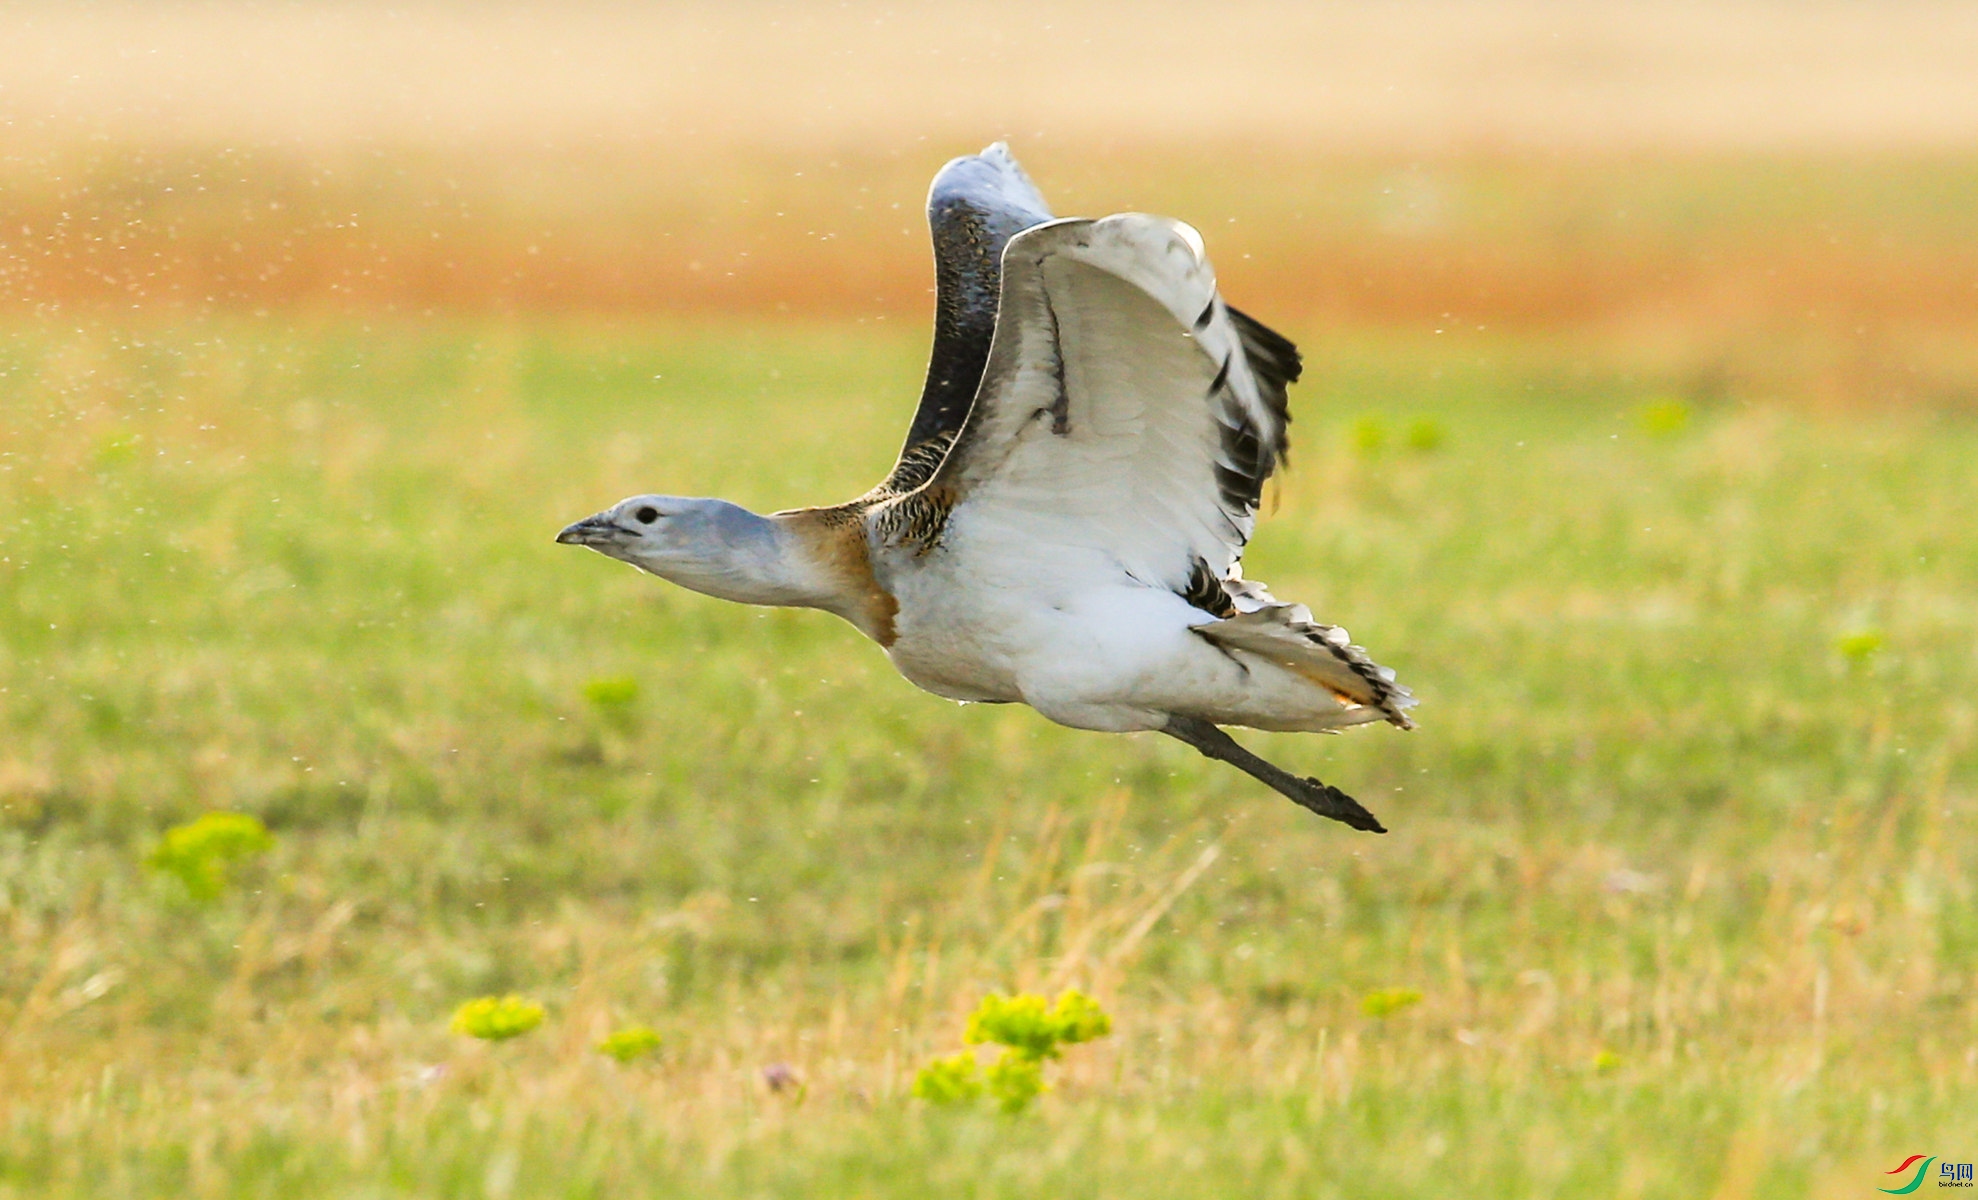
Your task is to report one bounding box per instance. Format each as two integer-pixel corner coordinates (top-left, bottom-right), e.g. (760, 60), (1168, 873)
(877, 532), (1365, 734)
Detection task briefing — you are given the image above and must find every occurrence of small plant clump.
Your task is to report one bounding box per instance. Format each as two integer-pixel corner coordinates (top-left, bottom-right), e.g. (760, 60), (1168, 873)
(912, 1052), (983, 1104)
(1349, 416), (1388, 456)
(146, 812), (275, 901)
(965, 990), (1111, 1059)
(982, 1053), (1046, 1113)
(914, 990), (1112, 1114)
(597, 1025), (663, 1062)
(583, 675), (640, 714)
(451, 995), (546, 1041)
(1838, 629), (1883, 666)
(1637, 399), (1693, 437)
(1405, 417), (1446, 452)
(1360, 987), (1424, 1018)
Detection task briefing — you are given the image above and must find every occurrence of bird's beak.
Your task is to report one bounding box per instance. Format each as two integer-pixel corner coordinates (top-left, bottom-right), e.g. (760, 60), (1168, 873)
(556, 514), (625, 546)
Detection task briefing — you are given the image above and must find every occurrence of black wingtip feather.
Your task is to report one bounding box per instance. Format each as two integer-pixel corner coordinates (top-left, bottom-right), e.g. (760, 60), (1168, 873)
(1224, 304), (1300, 461)
(1226, 305), (1303, 387)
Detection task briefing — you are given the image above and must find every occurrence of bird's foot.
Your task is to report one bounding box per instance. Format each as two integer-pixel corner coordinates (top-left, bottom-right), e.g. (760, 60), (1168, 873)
(1281, 775), (1386, 834)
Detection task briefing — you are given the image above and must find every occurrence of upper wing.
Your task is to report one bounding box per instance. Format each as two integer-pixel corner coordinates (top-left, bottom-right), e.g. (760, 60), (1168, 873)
(927, 214), (1298, 597)
(884, 143), (1055, 493)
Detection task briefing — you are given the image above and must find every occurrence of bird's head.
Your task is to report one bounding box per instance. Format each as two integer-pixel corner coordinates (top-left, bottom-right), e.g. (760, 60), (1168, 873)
(557, 494), (726, 567)
(556, 495), (799, 604)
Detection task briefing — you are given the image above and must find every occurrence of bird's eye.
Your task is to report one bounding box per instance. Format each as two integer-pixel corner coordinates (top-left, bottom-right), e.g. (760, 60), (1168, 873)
(634, 506), (659, 524)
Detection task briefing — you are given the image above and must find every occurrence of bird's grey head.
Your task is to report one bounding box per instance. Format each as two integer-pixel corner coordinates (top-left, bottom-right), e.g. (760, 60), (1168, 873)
(556, 495), (793, 604)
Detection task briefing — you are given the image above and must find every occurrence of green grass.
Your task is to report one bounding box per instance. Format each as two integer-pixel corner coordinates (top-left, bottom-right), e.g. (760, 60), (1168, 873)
(2, 315), (1975, 1198)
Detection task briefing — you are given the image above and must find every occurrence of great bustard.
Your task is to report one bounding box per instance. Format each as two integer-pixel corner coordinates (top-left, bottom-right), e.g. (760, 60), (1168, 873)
(558, 144), (1414, 831)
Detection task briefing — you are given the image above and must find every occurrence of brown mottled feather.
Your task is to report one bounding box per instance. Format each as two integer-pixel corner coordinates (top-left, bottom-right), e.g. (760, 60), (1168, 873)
(772, 507), (900, 647)
(770, 427), (961, 649)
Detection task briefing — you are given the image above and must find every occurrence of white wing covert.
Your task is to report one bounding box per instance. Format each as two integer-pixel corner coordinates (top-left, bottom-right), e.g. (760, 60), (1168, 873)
(930, 214), (1291, 595)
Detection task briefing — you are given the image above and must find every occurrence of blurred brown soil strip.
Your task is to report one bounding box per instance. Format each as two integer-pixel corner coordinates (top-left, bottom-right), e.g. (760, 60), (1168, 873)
(8, 145), (1978, 339)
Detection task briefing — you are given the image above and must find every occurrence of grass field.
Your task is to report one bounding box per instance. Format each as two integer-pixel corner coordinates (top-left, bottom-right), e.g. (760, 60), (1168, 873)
(10, 8), (1978, 1191)
(3, 297), (1975, 1195)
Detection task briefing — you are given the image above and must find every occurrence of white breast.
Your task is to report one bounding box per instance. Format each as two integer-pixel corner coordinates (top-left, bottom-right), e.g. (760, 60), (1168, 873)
(873, 507), (1194, 719)
(880, 572), (1021, 703)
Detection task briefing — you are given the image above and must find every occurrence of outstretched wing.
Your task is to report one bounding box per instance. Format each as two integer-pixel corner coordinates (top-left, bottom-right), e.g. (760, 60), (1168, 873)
(927, 214), (1297, 595)
(884, 143), (1054, 493)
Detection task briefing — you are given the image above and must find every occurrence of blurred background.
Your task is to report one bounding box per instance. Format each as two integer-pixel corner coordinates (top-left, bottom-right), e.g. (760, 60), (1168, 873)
(5, 4), (1977, 1196)
(8, 0), (1978, 377)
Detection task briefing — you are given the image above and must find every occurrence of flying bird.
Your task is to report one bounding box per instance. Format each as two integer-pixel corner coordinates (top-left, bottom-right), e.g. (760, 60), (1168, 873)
(558, 144), (1414, 831)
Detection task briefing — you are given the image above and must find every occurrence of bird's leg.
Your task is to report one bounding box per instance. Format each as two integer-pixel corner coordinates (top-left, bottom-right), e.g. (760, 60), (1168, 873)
(1160, 716), (1386, 833)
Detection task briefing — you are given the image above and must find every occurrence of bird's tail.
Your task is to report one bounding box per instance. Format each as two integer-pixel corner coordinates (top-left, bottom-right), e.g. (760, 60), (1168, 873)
(1193, 604), (1416, 729)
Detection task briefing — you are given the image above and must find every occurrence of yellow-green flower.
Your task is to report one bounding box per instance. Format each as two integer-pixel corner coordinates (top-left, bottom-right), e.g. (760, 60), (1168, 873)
(146, 812), (275, 901)
(1838, 630), (1883, 665)
(927, 989), (1112, 1113)
(582, 676), (640, 724)
(1638, 400), (1692, 437)
(965, 992), (1059, 1059)
(1350, 416), (1388, 456)
(1045, 990), (1111, 1046)
(1405, 418), (1446, 452)
(1361, 987), (1424, 1018)
(597, 1025), (662, 1062)
(964, 989), (1112, 1061)
(984, 1051), (1046, 1114)
(911, 1052), (982, 1105)
(451, 995), (545, 1041)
